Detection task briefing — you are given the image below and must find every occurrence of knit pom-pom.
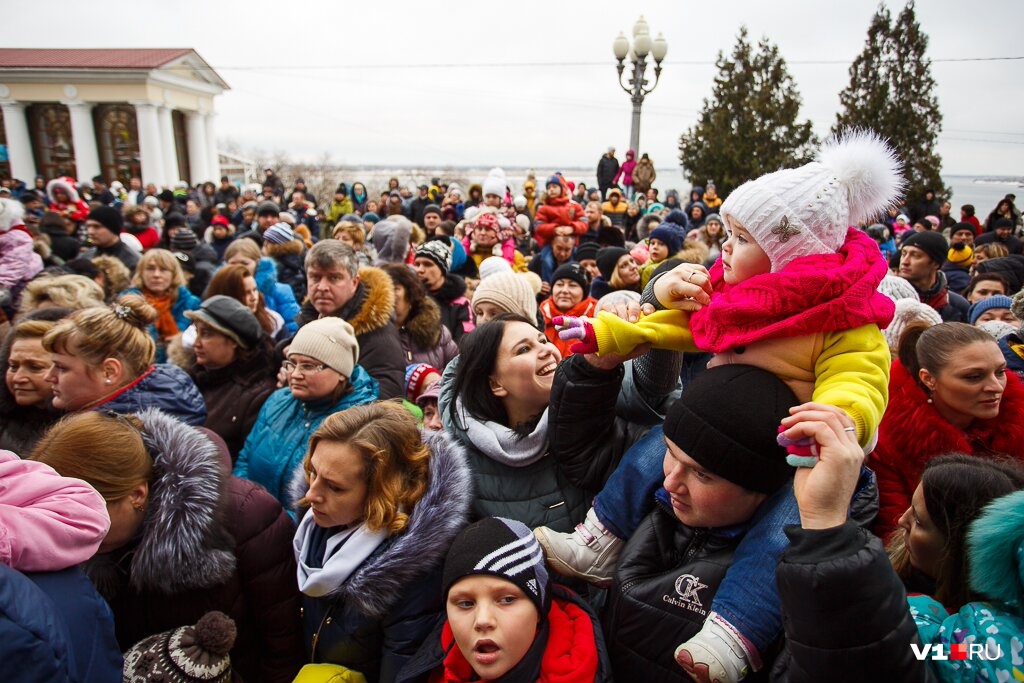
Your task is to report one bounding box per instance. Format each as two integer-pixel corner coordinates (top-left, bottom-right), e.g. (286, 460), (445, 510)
(192, 611), (237, 656)
(967, 490), (1024, 607)
(817, 128), (904, 226)
(663, 209), (689, 230)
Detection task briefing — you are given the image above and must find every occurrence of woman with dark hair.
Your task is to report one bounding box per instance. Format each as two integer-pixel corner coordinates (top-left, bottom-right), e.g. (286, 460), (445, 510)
(185, 296), (278, 462)
(962, 271), (1012, 304)
(984, 197), (1021, 232)
(292, 402), (472, 683)
(439, 313), (676, 532)
(204, 263), (286, 339)
(870, 322), (1024, 538)
(380, 263), (458, 369)
(31, 410), (304, 683)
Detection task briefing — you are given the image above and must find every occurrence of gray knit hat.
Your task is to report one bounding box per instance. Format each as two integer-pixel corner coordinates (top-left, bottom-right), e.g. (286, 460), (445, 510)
(185, 295), (263, 350)
(289, 317), (360, 377)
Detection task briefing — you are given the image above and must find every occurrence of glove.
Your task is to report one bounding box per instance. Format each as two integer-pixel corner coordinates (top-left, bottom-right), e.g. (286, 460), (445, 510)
(777, 425), (819, 468)
(553, 316), (598, 354)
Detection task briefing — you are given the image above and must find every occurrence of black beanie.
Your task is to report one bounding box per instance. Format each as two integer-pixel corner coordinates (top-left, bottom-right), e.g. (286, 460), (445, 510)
(551, 262), (589, 291)
(442, 517), (551, 618)
(164, 212), (188, 230)
(575, 241), (599, 263)
(87, 205), (123, 234)
(900, 231), (949, 265)
(596, 246), (628, 281)
(663, 364), (797, 494)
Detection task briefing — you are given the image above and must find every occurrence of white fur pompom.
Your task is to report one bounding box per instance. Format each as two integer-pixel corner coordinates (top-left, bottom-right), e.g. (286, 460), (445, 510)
(0, 197), (25, 233)
(817, 128), (904, 225)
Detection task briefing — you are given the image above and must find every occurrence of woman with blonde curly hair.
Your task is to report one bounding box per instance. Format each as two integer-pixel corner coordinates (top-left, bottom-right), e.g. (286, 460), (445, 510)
(42, 294), (206, 425)
(17, 274), (105, 316)
(122, 248), (200, 363)
(292, 401), (472, 682)
(333, 219), (377, 267)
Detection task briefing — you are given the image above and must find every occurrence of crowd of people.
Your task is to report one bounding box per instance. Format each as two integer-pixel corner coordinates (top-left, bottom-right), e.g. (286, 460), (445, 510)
(1, 131), (1023, 683)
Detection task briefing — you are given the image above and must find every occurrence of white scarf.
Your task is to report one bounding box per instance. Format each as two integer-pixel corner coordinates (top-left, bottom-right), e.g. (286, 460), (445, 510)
(293, 512), (388, 598)
(456, 397), (549, 467)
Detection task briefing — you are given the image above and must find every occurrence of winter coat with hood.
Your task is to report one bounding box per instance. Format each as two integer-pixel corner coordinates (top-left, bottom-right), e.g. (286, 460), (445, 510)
(631, 156), (656, 194)
(427, 273), (474, 344)
(234, 366), (379, 507)
(293, 429), (473, 683)
(0, 564), (123, 683)
(188, 344), (279, 462)
(255, 256), (301, 335)
(265, 237), (308, 301)
(45, 177), (89, 223)
(869, 359), (1024, 539)
(615, 150), (637, 189)
(597, 153), (619, 189)
(90, 362), (207, 426)
(396, 585), (613, 683)
(84, 408), (304, 683)
(533, 177), (588, 248)
(39, 215), (82, 263)
(908, 490), (1024, 683)
(998, 331), (1024, 381)
(397, 294), (459, 369)
(0, 226), (44, 292)
(295, 266), (407, 400)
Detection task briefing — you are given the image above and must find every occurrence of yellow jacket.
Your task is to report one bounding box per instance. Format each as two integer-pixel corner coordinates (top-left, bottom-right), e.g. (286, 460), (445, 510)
(589, 310), (890, 446)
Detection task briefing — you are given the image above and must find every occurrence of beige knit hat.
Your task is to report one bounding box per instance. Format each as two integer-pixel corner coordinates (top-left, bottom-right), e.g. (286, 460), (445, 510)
(721, 129), (903, 273)
(883, 298), (942, 352)
(471, 272), (538, 322)
(289, 317), (359, 377)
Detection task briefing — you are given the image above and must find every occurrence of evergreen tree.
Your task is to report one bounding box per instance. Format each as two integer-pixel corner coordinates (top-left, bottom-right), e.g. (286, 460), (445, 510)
(678, 27), (817, 197)
(834, 2), (947, 205)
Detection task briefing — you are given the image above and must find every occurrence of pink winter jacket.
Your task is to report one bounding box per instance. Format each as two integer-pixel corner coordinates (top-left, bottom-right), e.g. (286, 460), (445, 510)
(0, 450), (110, 571)
(0, 227), (44, 288)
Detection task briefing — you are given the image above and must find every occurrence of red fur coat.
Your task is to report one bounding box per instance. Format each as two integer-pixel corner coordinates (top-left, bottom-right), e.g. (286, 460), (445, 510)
(869, 359), (1024, 539)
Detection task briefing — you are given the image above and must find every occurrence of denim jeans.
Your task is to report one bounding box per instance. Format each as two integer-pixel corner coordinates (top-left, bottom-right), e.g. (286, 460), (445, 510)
(711, 482), (798, 654)
(592, 424), (665, 540)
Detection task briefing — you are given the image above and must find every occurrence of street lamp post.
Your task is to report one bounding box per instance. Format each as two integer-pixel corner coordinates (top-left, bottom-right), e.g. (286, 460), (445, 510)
(613, 16), (668, 155)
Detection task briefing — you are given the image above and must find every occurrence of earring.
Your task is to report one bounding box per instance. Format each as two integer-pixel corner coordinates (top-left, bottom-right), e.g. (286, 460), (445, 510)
(132, 502), (145, 514)
(105, 378), (113, 385)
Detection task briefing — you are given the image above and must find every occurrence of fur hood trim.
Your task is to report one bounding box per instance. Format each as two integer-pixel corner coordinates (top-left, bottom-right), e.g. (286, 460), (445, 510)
(968, 490), (1024, 606)
(405, 295), (444, 349)
(131, 408), (237, 593)
(264, 238), (304, 257)
(46, 176), (80, 204)
(288, 428), (472, 618)
(879, 360), (1024, 459)
(675, 239), (709, 265)
(349, 266), (396, 336)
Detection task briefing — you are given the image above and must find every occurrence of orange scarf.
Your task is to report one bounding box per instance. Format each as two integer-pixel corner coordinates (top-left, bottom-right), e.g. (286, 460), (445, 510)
(146, 291), (179, 340)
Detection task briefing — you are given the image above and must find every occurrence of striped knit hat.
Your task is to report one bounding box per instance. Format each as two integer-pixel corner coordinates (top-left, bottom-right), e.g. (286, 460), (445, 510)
(442, 517), (551, 617)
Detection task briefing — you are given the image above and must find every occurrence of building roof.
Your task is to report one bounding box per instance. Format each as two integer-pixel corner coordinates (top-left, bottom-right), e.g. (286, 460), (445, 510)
(0, 48), (194, 69)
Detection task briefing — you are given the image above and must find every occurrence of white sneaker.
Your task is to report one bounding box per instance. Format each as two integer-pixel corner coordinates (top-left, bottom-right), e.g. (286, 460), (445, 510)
(533, 507), (623, 588)
(674, 611), (758, 683)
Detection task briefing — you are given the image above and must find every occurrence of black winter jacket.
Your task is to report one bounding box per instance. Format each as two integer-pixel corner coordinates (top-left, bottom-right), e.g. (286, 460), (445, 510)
(427, 273), (473, 344)
(773, 521), (935, 683)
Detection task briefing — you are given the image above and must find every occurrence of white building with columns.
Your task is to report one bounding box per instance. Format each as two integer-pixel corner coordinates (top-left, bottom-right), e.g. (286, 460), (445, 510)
(0, 48), (228, 187)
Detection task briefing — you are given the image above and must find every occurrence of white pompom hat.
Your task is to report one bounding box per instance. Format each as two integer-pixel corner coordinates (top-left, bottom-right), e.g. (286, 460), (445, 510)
(720, 129), (904, 272)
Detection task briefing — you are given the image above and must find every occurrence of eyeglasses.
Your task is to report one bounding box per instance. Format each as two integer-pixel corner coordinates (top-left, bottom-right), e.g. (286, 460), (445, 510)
(283, 360), (327, 374)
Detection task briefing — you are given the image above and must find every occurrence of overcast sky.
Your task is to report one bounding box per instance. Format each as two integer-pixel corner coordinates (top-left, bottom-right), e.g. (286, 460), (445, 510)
(2, 0), (1021, 176)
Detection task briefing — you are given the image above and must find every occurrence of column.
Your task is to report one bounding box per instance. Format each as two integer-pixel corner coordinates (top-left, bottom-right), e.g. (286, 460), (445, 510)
(131, 101), (166, 188)
(63, 100), (101, 181)
(0, 101), (36, 181)
(157, 104), (179, 185)
(185, 111), (209, 185)
(204, 112), (219, 182)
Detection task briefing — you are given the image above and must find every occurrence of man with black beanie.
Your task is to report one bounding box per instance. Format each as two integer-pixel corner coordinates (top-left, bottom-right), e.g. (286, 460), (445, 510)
(897, 231), (969, 322)
(81, 206), (139, 270)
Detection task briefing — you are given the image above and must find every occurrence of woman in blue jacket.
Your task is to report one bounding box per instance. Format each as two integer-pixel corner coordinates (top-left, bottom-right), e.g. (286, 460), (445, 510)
(121, 248), (200, 363)
(225, 238), (300, 335)
(234, 317), (377, 507)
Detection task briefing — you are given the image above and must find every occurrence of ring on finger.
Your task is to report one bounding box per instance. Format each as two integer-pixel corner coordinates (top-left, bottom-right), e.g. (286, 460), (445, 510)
(843, 427), (856, 433)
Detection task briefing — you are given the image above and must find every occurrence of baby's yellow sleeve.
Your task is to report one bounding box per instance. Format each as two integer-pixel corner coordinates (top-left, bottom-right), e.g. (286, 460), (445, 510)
(592, 309), (700, 356)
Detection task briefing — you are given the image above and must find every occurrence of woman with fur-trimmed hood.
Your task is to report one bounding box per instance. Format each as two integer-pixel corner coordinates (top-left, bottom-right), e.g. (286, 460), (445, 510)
(30, 409), (305, 683)
(290, 402), (472, 683)
(45, 176), (89, 224)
